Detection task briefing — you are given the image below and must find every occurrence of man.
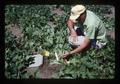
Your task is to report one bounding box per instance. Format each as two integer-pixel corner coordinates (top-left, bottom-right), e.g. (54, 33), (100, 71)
(62, 5), (107, 59)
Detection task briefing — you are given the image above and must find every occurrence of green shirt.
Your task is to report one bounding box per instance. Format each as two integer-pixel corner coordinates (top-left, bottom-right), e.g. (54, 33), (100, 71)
(83, 10), (107, 44)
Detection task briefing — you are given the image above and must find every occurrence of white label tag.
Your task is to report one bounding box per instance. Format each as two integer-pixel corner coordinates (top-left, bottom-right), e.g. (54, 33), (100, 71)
(28, 54), (43, 68)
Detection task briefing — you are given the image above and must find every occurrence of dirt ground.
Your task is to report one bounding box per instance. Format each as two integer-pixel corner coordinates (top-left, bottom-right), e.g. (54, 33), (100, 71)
(6, 6), (115, 78)
(39, 57), (62, 78)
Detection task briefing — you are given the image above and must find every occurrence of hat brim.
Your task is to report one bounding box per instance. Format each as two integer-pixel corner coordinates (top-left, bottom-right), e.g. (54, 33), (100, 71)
(69, 14), (80, 23)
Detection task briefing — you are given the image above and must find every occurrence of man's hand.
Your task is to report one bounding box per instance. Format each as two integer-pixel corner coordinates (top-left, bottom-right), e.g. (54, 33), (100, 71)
(61, 51), (71, 59)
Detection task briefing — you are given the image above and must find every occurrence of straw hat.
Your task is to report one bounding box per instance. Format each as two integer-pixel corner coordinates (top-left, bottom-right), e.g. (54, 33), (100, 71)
(69, 5), (86, 23)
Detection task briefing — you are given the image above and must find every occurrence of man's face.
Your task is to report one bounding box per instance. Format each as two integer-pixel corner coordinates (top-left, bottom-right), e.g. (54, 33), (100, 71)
(76, 12), (86, 24)
(76, 15), (82, 23)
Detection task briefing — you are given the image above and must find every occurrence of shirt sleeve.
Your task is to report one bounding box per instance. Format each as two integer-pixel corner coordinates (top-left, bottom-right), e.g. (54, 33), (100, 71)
(85, 25), (96, 39)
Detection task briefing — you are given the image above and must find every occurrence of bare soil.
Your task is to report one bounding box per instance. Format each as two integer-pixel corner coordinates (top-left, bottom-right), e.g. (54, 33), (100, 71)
(6, 24), (24, 39)
(39, 57), (62, 78)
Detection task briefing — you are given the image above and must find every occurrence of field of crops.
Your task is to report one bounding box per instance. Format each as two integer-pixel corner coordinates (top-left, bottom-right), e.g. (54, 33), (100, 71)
(5, 5), (115, 79)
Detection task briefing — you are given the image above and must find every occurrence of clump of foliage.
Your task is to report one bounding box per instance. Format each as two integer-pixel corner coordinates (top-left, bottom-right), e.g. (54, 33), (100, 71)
(5, 29), (35, 78)
(58, 37), (115, 79)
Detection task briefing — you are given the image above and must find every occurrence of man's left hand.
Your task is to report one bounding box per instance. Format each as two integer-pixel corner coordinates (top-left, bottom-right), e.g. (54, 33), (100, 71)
(62, 52), (71, 59)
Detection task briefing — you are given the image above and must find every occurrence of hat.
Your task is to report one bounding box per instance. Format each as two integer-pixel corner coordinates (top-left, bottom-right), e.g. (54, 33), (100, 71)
(69, 5), (86, 23)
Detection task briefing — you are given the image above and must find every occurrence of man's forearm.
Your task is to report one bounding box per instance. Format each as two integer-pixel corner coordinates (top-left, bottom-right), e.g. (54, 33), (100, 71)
(69, 45), (85, 54)
(67, 19), (76, 35)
